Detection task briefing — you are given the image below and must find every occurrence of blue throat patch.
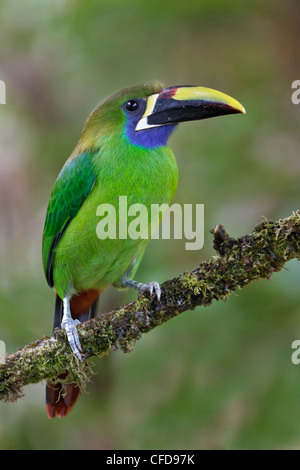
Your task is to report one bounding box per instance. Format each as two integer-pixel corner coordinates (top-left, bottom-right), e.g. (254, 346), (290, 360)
(125, 120), (177, 149)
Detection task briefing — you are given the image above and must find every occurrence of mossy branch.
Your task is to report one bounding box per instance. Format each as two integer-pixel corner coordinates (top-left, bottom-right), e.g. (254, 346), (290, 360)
(0, 210), (299, 403)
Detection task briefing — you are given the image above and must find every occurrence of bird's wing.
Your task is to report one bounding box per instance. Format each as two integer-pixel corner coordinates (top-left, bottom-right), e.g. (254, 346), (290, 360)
(42, 151), (96, 287)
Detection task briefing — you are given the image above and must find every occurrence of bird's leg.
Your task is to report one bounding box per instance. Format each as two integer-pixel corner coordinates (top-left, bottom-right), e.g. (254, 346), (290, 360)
(113, 253), (162, 301)
(61, 297), (83, 361)
(124, 279), (161, 302)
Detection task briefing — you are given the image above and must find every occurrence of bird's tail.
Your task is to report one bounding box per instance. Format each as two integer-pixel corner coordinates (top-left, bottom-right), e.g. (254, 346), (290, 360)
(46, 290), (100, 419)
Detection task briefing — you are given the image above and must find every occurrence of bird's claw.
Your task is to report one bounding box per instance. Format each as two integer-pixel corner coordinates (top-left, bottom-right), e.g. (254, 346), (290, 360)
(61, 318), (83, 361)
(124, 279), (161, 302)
(140, 281), (161, 302)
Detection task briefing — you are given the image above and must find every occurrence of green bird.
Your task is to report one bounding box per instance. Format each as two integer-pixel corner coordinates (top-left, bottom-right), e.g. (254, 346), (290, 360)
(42, 81), (245, 418)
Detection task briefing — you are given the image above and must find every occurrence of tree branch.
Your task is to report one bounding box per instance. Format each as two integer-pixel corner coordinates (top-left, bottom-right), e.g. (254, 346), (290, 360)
(1, 210), (299, 403)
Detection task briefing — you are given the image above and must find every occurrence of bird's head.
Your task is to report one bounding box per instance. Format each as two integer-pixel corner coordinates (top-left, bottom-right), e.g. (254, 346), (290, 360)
(80, 81), (245, 149)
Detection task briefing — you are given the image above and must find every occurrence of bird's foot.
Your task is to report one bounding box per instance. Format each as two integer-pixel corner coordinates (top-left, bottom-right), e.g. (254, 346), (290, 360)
(125, 279), (161, 302)
(61, 317), (82, 361)
(139, 281), (161, 301)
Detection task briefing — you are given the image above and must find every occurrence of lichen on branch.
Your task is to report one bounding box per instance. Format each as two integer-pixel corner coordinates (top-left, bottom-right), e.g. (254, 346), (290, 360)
(0, 210), (299, 403)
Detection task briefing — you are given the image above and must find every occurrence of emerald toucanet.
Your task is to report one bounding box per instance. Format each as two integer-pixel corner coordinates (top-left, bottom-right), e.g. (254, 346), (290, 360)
(42, 81), (245, 418)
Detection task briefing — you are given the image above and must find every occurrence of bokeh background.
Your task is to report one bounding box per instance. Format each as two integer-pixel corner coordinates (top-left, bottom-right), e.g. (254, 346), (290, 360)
(0, 0), (299, 450)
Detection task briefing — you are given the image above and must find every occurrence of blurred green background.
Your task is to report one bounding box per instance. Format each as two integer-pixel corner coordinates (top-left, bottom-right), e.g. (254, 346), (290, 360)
(0, 0), (299, 450)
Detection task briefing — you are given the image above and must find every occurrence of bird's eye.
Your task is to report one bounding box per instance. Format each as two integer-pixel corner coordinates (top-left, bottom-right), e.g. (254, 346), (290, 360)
(125, 100), (139, 112)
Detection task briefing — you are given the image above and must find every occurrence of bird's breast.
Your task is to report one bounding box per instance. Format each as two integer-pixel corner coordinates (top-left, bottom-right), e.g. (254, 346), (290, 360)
(52, 144), (178, 297)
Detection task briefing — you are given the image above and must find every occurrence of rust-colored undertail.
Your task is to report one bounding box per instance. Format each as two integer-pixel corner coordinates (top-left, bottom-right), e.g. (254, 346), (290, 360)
(46, 289), (101, 418)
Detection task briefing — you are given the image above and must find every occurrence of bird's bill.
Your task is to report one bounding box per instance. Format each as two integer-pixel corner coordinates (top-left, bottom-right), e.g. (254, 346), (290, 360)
(135, 86), (246, 131)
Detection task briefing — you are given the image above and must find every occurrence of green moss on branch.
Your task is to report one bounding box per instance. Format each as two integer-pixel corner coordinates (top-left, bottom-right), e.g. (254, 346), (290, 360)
(0, 210), (299, 402)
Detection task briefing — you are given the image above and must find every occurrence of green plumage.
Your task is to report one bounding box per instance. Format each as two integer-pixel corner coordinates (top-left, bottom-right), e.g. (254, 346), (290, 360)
(42, 82), (178, 300)
(42, 151), (97, 287)
(43, 80), (245, 417)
